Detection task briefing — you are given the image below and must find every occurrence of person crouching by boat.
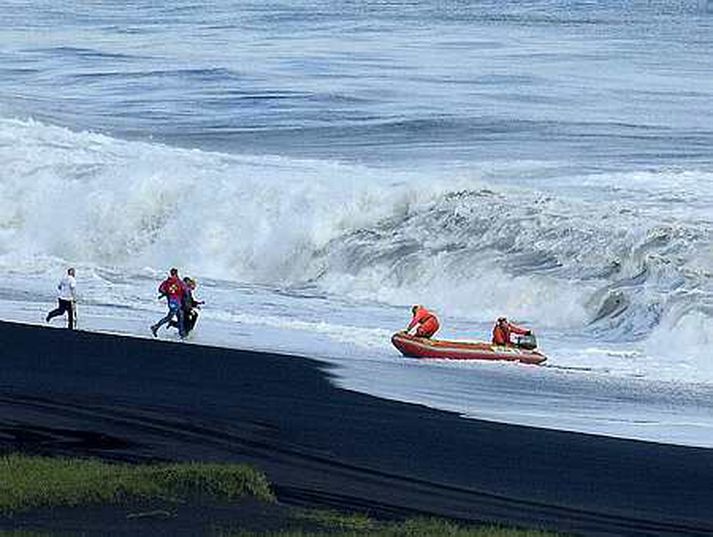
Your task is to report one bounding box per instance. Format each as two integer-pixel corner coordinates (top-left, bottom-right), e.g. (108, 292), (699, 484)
(404, 305), (440, 338)
(492, 317), (531, 346)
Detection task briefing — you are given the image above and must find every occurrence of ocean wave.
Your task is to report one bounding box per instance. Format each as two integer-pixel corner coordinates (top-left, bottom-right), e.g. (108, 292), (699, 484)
(2, 117), (712, 345)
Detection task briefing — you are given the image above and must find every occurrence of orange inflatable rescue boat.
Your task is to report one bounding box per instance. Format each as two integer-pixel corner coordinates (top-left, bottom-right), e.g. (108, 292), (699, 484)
(391, 332), (547, 365)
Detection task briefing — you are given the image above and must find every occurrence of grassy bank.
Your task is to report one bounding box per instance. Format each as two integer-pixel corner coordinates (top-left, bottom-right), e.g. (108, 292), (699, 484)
(0, 454), (274, 513)
(0, 455), (563, 537)
(220, 514), (560, 537)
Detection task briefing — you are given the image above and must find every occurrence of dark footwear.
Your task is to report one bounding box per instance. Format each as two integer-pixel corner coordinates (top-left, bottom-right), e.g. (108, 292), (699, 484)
(150, 325), (158, 337)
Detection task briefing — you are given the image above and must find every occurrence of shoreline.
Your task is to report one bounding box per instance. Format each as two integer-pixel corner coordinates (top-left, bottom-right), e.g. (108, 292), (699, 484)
(2, 320), (712, 536)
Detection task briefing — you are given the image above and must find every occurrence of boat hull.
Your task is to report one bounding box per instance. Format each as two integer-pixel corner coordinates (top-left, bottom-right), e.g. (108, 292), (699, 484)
(391, 332), (547, 365)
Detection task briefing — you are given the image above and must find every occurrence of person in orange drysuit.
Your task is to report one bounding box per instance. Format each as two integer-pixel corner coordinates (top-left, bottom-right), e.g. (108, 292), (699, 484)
(405, 305), (440, 338)
(492, 317), (530, 346)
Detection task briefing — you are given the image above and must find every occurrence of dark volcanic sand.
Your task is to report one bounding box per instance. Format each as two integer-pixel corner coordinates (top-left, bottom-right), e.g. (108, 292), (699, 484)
(1, 321), (712, 536)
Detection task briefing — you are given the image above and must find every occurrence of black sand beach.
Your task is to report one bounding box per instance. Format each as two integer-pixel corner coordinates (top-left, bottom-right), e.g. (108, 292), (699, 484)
(1, 320), (712, 536)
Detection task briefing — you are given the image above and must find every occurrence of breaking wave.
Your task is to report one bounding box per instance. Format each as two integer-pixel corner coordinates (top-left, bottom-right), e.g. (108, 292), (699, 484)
(2, 117), (713, 352)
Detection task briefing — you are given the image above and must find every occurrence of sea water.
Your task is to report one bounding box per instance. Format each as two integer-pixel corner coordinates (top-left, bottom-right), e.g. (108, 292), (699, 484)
(2, 0), (713, 447)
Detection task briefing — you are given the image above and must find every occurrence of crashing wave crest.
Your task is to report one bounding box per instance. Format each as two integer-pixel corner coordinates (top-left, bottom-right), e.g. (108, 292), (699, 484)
(2, 117), (713, 344)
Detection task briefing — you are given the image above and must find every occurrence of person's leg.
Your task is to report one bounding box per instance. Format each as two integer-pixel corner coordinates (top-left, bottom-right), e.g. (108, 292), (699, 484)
(46, 305), (60, 322)
(415, 326), (431, 338)
(67, 301), (74, 330)
(176, 306), (186, 338)
(152, 303), (177, 335)
(179, 309), (191, 334)
(154, 310), (175, 330)
(416, 319), (438, 338)
(186, 310), (198, 333)
(46, 299), (66, 322)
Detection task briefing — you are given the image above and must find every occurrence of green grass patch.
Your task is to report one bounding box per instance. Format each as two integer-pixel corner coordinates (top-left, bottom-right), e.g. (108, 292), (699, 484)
(219, 516), (563, 537)
(0, 454), (274, 514)
(0, 456), (564, 537)
(291, 509), (375, 532)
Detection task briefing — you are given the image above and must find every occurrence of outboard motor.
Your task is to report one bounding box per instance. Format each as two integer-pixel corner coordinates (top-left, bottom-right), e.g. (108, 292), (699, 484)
(515, 332), (538, 350)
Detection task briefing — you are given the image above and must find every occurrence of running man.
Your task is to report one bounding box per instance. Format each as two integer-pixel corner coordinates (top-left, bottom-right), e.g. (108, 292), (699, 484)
(168, 276), (204, 335)
(151, 268), (189, 338)
(46, 267), (77, 330)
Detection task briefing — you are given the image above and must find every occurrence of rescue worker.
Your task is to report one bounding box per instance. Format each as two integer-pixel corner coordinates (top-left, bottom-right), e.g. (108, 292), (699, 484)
(492, 316), (531, 346)
(404, 304), (440, 338)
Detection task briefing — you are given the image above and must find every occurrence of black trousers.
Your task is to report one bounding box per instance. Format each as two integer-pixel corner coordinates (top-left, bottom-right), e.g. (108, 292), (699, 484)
(47, 299), (75, 330)
(169, 309), (198, 334)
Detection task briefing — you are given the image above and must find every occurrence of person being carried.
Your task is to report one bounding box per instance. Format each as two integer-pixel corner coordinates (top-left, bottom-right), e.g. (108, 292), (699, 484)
(151, 268), (189, 339)
(168, 276), (204, 335)
(46, 267), (77, 330)
(492, 316), (531, 347)
(403, 304), (440, 338)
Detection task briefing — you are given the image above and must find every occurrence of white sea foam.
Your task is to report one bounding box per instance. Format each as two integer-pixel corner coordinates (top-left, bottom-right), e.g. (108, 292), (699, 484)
(0, 117), (436, 277)
(2, 116), (713, 381)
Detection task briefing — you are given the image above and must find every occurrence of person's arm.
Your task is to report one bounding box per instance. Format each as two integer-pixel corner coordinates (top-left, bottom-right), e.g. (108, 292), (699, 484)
(508, 323), (530, 336)
(406, 311), (424, 332)
(69, 278), (77, 301)
(158, 280), (168, 298)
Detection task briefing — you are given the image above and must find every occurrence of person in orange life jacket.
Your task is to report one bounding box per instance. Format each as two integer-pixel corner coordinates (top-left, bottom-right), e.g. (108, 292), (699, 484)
(404, 305), (440, 338)
(492, 316), (531, 346)
(151, 268), (190, 338)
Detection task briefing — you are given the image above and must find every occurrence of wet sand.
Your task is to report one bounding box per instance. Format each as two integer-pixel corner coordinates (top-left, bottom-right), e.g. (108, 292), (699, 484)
(1, 320), (712, 536)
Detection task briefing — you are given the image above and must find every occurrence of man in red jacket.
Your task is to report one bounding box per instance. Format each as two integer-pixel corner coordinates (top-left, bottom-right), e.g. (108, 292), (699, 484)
(405, 305), (440, 338)
(492, 317), (530, 346)
(151, 268), (189, 338)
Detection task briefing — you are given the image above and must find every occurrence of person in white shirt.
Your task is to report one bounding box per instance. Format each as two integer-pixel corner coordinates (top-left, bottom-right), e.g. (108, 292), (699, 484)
(46, 267), (77, 330)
